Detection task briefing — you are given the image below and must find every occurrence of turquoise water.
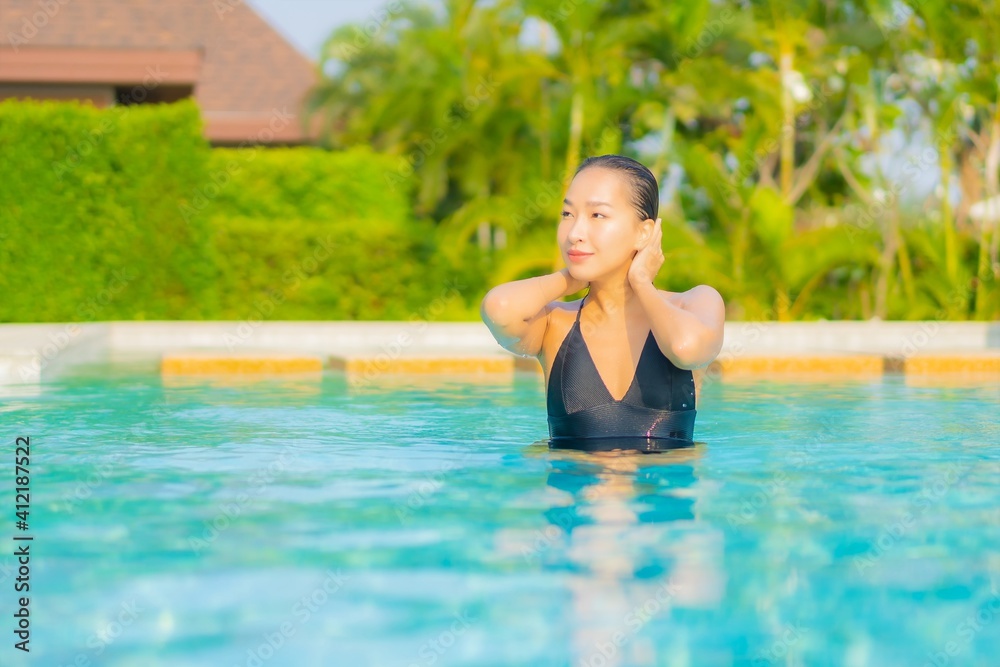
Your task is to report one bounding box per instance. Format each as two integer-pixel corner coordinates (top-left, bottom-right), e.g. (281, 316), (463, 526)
(2, 365), (999, 666)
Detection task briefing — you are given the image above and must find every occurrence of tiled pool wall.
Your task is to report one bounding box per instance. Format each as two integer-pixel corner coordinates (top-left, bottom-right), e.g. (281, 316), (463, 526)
(0, 320), (998, 385)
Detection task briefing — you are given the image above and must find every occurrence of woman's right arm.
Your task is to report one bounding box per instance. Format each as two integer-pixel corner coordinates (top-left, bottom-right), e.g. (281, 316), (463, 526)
(480, 268), (587, 357)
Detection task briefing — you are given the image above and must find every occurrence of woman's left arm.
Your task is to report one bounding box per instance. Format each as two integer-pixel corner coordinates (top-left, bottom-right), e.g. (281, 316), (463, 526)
(633, 282), (725, 370)
(628, 218), (725, 370)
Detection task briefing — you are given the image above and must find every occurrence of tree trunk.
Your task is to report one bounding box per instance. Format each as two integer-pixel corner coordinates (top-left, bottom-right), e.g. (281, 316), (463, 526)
(775, 286), (790, 321)
(940, 133), (958, 286)
(893, 207), (916, 310)
(976, 103), (1000, 318)
(565, 87), (585, 187)
(859, 280), (872, 320)
(652, 107), (676, 215)
(864, 92), (894, 320)
(540, 79), (551, 184)
(874, 238), (894, 320)
(779, 40), (795, 200)
(733, 206), (749, 310)
(553, 49), (586, 274)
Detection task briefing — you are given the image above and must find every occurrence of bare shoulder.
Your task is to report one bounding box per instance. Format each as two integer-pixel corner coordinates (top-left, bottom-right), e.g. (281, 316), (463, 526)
(537, 297), (584, 358)
(543, 297), (584, 335)
(547, 297), (584, 316)
(658, 285), (724, 318)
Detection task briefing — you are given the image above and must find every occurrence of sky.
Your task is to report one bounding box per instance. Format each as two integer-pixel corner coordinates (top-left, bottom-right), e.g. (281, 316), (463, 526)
(247, 0), (387, 61)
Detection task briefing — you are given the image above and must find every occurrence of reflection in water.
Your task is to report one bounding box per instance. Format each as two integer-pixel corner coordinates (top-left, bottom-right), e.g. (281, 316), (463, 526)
(538, 444), (726, 666)
(160, 373), (322, 397)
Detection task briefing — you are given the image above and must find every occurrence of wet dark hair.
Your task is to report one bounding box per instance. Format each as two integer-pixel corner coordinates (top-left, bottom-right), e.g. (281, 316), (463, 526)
(574, 154), (658, 222)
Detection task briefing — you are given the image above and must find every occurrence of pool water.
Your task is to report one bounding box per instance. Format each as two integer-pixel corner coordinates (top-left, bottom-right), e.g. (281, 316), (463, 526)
(2, 366), (999, 666)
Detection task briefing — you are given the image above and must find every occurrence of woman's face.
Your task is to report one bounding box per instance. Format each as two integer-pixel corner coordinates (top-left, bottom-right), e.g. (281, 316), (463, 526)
(558, 167), (650, 281)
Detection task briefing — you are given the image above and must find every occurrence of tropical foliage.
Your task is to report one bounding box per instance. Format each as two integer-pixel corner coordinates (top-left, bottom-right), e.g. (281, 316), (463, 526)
(306, 0), (1000, 320)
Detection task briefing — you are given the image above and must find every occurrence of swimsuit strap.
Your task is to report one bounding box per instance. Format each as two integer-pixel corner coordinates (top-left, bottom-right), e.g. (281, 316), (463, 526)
(575, 290), (587, 324)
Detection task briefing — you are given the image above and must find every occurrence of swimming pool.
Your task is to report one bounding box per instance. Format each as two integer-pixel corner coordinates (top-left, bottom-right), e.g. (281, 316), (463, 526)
(3, 365), (999, 666)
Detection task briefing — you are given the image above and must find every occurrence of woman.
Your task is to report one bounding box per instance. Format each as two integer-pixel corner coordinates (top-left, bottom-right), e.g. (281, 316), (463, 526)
(480, 155), (725, 452)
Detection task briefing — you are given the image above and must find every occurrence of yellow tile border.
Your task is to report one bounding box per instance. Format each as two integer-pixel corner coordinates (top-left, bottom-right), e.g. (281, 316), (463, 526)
(902, 354), (1000, 375)
(158, 350), (999, 381)
(709, 354), (886, 378)
(161, 354), (323, 375)
(329, 355), (514, 375)
(517, 352), (1000, 379)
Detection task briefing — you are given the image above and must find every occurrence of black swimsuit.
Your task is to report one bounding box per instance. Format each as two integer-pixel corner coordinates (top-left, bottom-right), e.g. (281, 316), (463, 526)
(546, 291), (697, 452)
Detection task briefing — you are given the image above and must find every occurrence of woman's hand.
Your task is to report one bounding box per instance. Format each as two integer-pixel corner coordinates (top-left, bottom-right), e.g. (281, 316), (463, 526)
(558, 267), (588, 297)
(627, 218), (664, 287)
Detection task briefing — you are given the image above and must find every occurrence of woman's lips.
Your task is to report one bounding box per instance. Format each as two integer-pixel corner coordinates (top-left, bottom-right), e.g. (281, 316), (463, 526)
(567, 250), (593, 263)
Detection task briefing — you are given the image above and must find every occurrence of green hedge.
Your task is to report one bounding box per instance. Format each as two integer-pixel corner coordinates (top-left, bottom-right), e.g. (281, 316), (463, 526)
(211, 215), (469, 320)
(0, 99), (217, 321)
(0, 100), (478, 322)
(204, 146), (412, 225)
(203, 147), (474, 320)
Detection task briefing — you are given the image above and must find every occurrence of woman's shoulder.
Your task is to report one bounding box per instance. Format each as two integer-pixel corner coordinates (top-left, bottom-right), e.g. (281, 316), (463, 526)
(657, 284), (723, 309)
(548, 296), (585, 313)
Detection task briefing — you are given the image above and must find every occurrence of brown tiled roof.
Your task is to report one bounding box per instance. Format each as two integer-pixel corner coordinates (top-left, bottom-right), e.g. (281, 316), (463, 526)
(0, 0), (320, 143)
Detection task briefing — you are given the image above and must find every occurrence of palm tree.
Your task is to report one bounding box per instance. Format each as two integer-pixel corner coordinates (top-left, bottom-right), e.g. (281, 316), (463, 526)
(301, 0), (994, 321)
(904, 0), (1000, 319)
(306, 0), (551, 220)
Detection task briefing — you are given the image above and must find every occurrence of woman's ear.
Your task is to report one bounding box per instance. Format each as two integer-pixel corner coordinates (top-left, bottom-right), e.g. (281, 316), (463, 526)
(635, 217), (656, 249)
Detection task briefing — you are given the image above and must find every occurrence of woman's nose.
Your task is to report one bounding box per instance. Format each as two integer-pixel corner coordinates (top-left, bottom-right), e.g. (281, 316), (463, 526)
(567, 216), (587, 243)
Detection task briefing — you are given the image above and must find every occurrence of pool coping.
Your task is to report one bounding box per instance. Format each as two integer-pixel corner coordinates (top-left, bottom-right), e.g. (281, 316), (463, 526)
(0, 320), (998, 384)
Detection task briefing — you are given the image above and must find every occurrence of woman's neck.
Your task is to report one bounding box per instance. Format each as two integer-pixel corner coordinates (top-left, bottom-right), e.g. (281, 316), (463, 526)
(584, 279), (640, 322)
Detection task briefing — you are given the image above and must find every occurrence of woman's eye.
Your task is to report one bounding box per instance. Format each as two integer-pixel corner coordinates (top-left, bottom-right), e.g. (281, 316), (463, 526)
(561, 211), (572, 218)
(592, 213), (605, 219)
